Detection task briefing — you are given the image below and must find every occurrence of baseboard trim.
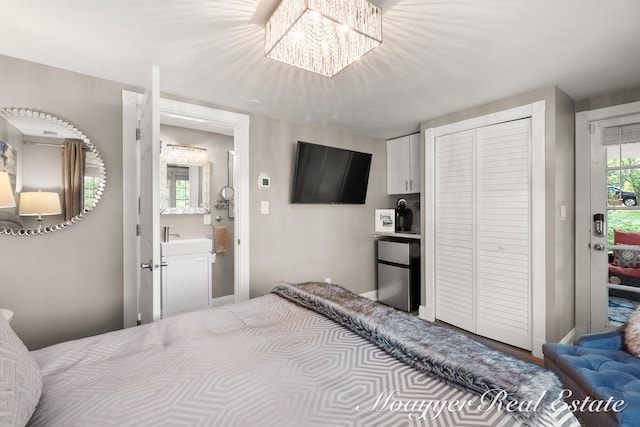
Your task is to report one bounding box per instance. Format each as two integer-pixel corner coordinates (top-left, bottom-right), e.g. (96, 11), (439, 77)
(559, 328), (577, 345)
(418, 305), (428, 320)
(210, 295), (235, 308)
(360, 290), (378, 301)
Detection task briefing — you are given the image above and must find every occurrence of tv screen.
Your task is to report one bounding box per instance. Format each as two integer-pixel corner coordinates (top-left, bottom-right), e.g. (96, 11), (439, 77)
(291, 141), (372, 204)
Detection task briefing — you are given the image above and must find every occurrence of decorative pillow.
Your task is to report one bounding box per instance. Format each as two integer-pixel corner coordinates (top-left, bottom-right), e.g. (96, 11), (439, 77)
(614, 230), (640, 245)
(625, 306), (640, 358)
(0, 314), (42, 427)
(613, 248), (640, 268)
(613, 230), (640, 268)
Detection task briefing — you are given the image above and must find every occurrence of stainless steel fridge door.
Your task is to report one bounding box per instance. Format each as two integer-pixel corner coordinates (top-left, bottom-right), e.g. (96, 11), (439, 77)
(378, 240), (410, 265)
(377, 262), (411, 311)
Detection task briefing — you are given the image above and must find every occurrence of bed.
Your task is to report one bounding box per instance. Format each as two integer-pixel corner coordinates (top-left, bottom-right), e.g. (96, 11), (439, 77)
(2, 282), (579, 426)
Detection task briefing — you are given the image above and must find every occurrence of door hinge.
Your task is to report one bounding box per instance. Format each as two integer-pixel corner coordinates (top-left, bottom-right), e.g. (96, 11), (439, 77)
(136, 224), (141, 236)
(136, 128), (141, 141)
(588, 123), (596, 134)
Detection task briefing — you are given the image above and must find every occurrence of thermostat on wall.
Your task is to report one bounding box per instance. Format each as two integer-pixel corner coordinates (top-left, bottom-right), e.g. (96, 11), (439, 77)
(258, 173), (270, 188)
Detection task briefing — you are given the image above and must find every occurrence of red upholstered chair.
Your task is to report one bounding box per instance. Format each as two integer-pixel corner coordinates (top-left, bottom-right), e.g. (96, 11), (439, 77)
(609, 230), (640, 301)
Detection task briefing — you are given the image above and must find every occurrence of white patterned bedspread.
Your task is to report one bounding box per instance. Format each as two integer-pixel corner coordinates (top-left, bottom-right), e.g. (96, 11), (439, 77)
(29, 295), (578, 426)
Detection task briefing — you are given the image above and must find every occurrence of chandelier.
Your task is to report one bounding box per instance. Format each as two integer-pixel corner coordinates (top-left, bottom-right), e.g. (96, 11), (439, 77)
(265, 0), (382, 77)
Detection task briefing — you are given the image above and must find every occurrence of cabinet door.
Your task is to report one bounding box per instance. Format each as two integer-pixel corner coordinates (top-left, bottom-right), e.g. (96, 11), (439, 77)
(163, 255), (210, 316)
(386, 136), (411, 194)
(408, 133), (421, 192)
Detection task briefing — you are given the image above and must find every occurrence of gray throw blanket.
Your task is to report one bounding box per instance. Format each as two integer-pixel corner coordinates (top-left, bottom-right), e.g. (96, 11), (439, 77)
(271, 282), (563, 424)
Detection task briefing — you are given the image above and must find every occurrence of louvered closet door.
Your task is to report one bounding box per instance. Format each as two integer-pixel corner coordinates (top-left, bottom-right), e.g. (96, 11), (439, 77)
(434, 119), (532, 349)
(476, 119), (531, 350)
(434, 130), (475, 331)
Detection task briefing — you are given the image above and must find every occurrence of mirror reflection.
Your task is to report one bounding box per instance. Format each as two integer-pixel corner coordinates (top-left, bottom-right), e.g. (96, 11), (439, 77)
(0, 108), (105, 235)
(160, 144), (211, 214)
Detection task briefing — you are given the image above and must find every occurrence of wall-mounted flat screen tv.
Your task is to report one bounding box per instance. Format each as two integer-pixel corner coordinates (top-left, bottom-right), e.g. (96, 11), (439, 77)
(291, 141), (372, 204)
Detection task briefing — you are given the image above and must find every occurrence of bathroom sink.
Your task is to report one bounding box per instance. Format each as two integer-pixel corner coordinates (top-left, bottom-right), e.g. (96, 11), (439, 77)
(161, 238), (213, 257)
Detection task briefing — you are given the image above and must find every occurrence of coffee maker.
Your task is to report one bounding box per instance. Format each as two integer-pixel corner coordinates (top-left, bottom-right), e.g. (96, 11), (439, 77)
(395, 198), (413, 233)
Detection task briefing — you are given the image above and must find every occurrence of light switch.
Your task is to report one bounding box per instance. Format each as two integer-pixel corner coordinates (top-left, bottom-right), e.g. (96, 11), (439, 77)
(203, 214), (212, 225)
(261, 201), (269, 214)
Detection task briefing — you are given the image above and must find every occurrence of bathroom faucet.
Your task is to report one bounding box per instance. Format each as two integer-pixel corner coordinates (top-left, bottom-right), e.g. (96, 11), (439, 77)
(163, 226), (180, 242)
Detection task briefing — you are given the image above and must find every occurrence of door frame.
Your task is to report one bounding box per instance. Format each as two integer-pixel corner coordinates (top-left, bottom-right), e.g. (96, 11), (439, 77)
(122, 90), (250, 328)
(575, 100), (640, 337)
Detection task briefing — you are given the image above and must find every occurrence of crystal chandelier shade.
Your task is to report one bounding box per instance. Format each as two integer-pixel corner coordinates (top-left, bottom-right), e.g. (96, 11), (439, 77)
(265, 0), (382, 77)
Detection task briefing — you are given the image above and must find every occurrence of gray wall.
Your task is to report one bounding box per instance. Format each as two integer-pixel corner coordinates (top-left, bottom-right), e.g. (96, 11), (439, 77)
(0, 54), (393, 349)
(575, 86), (640, 112)
(419, 86), (576, 344)
(248, 114), (393, 297)
(0, 54), (131, 350)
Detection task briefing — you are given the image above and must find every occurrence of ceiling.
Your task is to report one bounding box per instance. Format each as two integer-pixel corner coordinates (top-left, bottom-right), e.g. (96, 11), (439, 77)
(0, 0), (639, 139)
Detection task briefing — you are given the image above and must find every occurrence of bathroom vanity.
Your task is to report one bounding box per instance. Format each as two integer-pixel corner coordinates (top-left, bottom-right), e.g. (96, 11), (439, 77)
(160, 238), (215, 317)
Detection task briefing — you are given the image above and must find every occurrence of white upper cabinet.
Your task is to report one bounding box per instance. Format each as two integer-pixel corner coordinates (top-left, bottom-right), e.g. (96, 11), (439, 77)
(386, 133), (421, 194)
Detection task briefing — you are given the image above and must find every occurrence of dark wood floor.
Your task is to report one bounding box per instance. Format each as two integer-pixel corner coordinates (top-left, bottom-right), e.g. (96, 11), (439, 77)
(434, 320), (543, 366)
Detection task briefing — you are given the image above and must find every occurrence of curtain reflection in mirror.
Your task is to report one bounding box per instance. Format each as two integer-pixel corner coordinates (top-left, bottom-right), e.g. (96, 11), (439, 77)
(61, 139), (85, 220)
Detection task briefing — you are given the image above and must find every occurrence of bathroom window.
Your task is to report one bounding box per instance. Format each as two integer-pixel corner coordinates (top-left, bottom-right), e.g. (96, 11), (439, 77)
(175, 179), (190, 208)
(167, 165), (191, 209)
(83, 176), (101, 210)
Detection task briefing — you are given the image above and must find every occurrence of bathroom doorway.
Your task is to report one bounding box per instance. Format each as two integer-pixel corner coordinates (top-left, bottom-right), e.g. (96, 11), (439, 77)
(159, 124), (236, 306)
(122, 89), (250, 328)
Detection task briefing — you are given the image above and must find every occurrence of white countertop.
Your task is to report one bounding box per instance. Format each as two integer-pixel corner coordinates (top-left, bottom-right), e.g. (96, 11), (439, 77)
(373, 232), (421, 240)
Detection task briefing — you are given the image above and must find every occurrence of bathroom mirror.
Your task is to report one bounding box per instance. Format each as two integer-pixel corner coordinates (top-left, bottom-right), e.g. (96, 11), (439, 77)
(160, 144), (211, 214)
(0, 108), (106, 236)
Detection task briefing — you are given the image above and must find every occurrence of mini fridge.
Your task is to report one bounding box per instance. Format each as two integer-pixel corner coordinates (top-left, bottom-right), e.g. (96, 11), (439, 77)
(377, 238), (420, 312)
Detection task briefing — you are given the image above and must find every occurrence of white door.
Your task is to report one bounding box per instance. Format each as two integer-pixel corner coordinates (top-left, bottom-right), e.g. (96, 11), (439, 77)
(434, 129), (475, 332)
(433, 119), (532, 350)
(589, 114), (640, 332)
(475, 119), (531, 350)
(139, 66), (161, 323)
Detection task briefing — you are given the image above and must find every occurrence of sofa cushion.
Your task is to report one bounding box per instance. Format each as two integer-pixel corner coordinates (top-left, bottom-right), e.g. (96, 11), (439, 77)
(544, 344), (640, 426)
(625, 307), (640, 358)
(614, 230), (640, 268)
